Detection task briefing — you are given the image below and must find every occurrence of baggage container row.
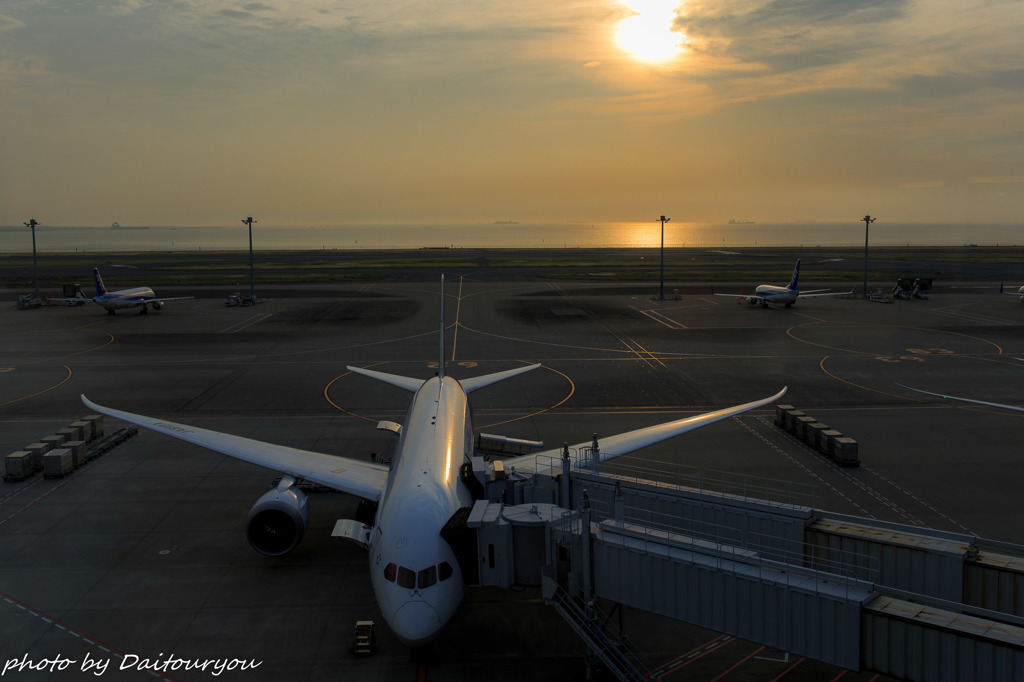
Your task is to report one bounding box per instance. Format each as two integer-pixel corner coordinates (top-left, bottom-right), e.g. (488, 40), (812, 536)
(5, 414), (108, 482)
(774, 404), (859, 467)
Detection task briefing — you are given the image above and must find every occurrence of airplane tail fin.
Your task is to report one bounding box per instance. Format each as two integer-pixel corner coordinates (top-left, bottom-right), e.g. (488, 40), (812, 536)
(93, 268), (108, 297)
(347, 274), (540, 394)
(439, 274), (445, 379)
(786, 260), (801, 290)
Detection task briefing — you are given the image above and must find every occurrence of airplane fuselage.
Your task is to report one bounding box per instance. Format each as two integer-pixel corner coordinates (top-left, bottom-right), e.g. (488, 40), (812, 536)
(95, 287), (157, 312)
(368, 375), (473, 645)
(753, 284), (799, 306)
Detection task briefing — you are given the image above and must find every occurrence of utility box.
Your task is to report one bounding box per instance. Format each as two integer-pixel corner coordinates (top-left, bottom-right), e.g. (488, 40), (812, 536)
(43, 449), (74, 479)
(5, 452), (34, 481)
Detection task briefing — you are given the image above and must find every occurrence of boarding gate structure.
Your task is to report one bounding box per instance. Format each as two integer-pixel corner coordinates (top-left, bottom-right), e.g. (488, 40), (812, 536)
(450, 440), (1024, 681)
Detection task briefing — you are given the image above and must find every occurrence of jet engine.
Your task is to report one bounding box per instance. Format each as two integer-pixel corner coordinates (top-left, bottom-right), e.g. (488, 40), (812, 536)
(151, 301), (163, 311)
(245, 477), (309, 556)
(744, 297), (759, 305)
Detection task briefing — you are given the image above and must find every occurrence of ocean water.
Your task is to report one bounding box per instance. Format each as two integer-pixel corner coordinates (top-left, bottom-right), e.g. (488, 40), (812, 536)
(1, 221), (1021, 253)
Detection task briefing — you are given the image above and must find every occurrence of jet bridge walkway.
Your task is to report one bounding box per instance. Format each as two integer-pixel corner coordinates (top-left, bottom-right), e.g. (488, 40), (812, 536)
(463, 447), (1024, 681)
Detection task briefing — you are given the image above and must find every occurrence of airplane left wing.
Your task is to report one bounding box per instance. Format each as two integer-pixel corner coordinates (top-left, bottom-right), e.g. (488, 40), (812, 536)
(81, 395), (390, 501)
(501, 387), (787, 473)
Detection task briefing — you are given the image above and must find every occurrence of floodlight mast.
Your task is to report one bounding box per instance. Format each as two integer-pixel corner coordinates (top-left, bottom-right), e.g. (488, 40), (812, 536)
(242, 216), (257, 299)
(24, 219), (40, 299)
(659, 215), (670, 300)
(861, 215), (876, 298)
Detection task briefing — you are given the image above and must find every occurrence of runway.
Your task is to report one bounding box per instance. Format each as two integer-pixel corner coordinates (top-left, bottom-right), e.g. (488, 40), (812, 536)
(2, 277), (1023, 681)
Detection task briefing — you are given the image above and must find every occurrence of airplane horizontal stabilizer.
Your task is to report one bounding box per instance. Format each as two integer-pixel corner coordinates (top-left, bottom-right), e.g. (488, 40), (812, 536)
(502, 387), (787, 471)
(346, 366), (427, 393)
(460, 363), (541, 394)
(81, 395), (389, 501)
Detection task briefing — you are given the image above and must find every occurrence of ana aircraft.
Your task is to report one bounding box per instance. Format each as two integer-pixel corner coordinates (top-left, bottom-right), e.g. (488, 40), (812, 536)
(50, 268), (193, 315)
(81, 278), (786, 646)
(716, 259), (854, 308)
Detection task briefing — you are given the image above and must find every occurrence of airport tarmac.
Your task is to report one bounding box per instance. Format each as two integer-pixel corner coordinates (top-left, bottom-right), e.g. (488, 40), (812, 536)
(2, 277), (1023, 681)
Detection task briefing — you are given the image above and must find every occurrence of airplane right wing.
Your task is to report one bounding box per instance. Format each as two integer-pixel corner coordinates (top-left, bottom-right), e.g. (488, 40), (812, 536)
(501, 387), (787, 473)
(798, 286), (856, 299)
(81, 395), (390, 501)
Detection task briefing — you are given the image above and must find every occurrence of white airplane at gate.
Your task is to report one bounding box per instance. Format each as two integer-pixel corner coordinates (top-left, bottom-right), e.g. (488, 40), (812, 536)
(82, 277), (786, 646)
(716, 259), (854, 308)
(50, 268), (193, 314)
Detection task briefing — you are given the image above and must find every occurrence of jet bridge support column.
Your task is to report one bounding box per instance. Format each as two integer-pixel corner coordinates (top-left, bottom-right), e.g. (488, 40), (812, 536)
(560, 444), (571, 509)
(582, 490), (593, 604)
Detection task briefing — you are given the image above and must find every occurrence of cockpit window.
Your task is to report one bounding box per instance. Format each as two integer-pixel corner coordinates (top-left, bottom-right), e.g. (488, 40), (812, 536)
(417, 565), (437, 589)
(384, 563), (397, 582)
(439, 561), (454, 581)
(397, 566), (416, 589)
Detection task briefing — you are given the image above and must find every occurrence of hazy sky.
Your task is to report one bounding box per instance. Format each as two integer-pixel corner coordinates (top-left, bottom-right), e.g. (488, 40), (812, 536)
(2, 0), (1022, 226)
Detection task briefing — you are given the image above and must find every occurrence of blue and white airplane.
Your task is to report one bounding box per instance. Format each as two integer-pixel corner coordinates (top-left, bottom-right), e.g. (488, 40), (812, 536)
(81, 278), (786, 646)
(51, 268), (193, 315)
(717, 259), (854, 308)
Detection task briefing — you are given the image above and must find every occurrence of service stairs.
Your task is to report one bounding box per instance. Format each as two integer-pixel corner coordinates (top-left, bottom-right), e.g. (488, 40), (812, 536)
(542, 577), (649, 682)
(465, 450), (1024, 681)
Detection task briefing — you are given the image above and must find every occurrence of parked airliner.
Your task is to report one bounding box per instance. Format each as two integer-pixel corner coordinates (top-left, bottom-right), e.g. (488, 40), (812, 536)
(716, 259), (854, 308)
(81, 278), (786, 646)
(50, 268), (193, 314)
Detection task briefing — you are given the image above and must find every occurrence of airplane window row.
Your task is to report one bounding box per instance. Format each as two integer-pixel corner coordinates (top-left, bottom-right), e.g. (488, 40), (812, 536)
(383, 561), (454, 589)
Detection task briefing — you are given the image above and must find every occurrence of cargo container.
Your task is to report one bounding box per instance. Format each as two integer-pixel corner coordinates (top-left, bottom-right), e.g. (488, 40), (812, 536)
(4, 452), (34, 481)
(24, 442), (52, 471)
(44, 449), (74, 478)
(62, 440), (86, 467)
(83, 415), (105, 438)
(70, 421), (94, 441)
(833, 437), (860, 467)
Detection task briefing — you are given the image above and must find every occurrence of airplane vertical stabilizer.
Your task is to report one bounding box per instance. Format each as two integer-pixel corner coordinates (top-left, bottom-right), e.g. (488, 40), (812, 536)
(439, 274), (446, 380)
(787, 260), (801, 291)
(93, 268), (108, 297)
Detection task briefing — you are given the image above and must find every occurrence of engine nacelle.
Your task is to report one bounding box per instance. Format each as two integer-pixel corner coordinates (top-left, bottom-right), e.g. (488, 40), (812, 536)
(745, 297), (759, 306)
(245, 478), (309, 556)
(151, 301), (163, 311)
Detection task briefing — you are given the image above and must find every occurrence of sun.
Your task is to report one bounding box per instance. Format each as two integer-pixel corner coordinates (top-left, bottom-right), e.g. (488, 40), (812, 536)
(615, 0), (684, 63)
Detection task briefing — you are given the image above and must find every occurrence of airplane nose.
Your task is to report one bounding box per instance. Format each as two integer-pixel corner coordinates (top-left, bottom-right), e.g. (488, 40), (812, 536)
(391, 600), (442, 647)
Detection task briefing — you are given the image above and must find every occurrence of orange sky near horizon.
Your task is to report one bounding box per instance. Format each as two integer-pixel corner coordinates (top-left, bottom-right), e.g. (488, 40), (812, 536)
(2, 0), (1022, 227)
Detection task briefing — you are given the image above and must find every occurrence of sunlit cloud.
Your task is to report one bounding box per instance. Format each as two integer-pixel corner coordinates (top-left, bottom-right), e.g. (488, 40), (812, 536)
(615, 0), (685, 63)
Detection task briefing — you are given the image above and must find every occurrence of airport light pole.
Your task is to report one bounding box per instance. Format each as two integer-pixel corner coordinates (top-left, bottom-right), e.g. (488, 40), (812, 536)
(658, 215), (670, 300)
(242, 216), (257, 300)
(24, 218), (40, 299)
(861, 214), (876, 299)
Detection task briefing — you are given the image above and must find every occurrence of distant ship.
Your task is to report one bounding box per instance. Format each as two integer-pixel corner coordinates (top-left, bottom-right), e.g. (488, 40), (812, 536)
(493, 219), (519, 225)
(110, 222), (148, 230)
(728, 219), (755, 224)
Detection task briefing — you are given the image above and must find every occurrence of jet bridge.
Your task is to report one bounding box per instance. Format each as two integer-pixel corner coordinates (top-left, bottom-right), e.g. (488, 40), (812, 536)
(458, 447), (1024, 681)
